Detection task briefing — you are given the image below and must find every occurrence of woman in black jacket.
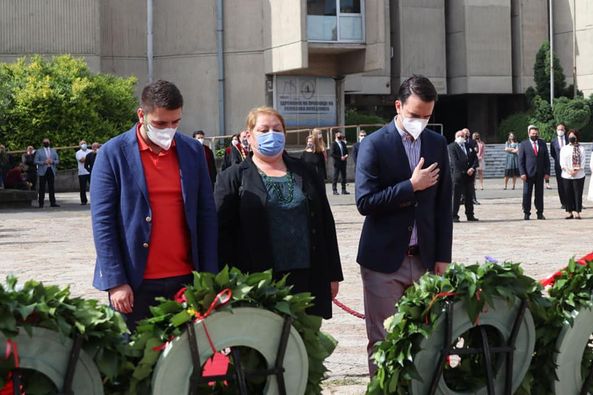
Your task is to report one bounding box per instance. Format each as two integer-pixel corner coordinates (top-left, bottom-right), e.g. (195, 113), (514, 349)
(214, 106), (343, 319)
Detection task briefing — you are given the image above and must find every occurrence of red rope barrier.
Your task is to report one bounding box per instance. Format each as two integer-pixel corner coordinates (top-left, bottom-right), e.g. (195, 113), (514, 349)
(333, 298), (365, 319)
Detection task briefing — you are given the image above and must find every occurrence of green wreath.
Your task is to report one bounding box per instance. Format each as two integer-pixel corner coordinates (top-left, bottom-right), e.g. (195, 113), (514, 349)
(367, 261), (546, 395)
(126, 266), (337, 395)
(0, 276), (131, 394)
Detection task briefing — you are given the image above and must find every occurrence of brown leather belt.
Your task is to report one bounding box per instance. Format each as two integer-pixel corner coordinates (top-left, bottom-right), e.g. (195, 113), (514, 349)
(406, 245), (420, 256)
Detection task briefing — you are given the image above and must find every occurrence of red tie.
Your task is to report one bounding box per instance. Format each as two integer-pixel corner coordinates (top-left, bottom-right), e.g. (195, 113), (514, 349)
(533, 142), (538, 156)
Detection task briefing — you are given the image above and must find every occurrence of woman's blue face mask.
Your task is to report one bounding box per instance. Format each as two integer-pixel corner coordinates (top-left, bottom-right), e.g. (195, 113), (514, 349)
(255, 130), (285, 157)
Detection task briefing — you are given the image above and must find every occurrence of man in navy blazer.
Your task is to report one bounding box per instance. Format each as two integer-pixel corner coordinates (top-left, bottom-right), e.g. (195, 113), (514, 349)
(550, 122), (568, 208)
(518, 125), (550, 220)
(91, 80), (217, 330)
(355, 75), (452, 375)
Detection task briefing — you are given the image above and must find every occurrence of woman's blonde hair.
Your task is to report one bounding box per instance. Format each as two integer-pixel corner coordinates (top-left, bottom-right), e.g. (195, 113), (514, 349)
(245, 106), (286, 132)
(311, 128), (327, 153)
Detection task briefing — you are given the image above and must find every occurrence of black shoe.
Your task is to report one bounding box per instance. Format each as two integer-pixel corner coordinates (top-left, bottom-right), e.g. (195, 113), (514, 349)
(38, 205), (44, 209)
(81, 202), (87, 205)
(453, 216), (460, 223)
(537, 214), (546, 220)
(467, 217), (479, 222)
(565, 214), (574, 219)
(524, 214), (530, 220)
(333, 191), (339, 195)
(50, 204), (60, 207)
(341, 190), (350, 195)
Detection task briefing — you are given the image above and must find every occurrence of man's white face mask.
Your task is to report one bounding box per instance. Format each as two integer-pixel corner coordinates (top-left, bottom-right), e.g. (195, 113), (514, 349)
(145, 117), (176, 150)
(401, 115), (429, 140)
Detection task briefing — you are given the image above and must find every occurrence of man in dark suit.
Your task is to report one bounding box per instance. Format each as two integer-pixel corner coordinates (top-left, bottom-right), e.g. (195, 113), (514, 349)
(518, 125), (551, 220)
(351, 129), (366, 167)
(356, 75), (452, 375)
(331, 130), (349, 195)
(193, 130), (217, 187)
(449, 130), (479, 222)
(91, 80), (218, 331)
(550, 122), (568, 208)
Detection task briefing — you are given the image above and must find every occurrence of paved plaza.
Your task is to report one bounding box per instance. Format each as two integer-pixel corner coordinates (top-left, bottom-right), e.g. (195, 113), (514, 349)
(1, 177), (592, 394)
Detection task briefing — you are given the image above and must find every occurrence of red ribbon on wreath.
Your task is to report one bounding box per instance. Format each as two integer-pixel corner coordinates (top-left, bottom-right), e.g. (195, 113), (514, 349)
(1, 339), (23, 395)
(155, 288), (233, 387)
(540, 252), (593, 287)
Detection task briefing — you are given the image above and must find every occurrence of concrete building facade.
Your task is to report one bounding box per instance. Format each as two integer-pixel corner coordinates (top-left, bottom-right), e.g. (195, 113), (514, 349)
(0, 0), (591, 140)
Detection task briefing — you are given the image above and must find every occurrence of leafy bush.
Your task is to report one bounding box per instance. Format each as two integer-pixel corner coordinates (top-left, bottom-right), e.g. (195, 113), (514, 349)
(553, 96), (592, 131)
(0, 55), (137, 169)
(345, 108), (386, 142)
(498, 112), (531, 142)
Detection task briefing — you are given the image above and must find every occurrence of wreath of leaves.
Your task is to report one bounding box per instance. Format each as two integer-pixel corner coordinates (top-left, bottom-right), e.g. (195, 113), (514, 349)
(367, 261), (547, 395)
(0, 276), (131, 394)
(126, 266), (337, 395)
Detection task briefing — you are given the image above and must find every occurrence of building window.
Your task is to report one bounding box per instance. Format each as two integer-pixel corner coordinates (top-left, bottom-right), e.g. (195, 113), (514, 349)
(307, 0), (364, 42)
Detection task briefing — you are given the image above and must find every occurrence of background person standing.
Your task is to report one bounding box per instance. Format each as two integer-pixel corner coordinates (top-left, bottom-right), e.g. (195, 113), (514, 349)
(34, 138), (60, 208)
(560, 129), (586, 219)
(21, 146), (37, 190)
(331, 130), (349, 195)
(550, 122), (569, 208)
(75, 140), (90, 205)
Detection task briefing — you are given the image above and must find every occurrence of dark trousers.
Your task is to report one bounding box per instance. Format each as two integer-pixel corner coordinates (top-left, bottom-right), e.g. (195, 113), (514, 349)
(332, 162), (347, 191)
(522, 176), (544, 215)
(564, 177), (585, 213)
(123, 273), (193, 332)
(38, 169), (56, 206)
(453, 177), (475, 218)
(78, 174), (89, 204)
(554, 167), (567, 206)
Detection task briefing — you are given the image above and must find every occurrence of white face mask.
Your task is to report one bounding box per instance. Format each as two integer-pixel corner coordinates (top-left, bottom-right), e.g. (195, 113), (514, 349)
(557, 129), (565, 137)
(145, 119), (176, 150)
(359, 136), (365, 141)
(80, 144), (87, 150)
(196, 138), (204, 144)
(401, 115), (429, 140)
(455, 137), (466, 144)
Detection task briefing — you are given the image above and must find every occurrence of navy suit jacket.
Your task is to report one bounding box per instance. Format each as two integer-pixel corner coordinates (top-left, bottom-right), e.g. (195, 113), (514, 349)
(355, 121), (453, 273)
(550, 135), (568, 172)
(91, 126), (218, 291)
(518, 139), (550, 179)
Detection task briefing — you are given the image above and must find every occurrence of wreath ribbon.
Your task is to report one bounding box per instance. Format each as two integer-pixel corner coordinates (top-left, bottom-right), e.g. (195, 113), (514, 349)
(540, 252), (593, 287)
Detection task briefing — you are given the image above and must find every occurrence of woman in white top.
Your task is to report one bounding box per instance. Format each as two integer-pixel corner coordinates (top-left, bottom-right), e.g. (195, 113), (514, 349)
(560, 129), (586, 219)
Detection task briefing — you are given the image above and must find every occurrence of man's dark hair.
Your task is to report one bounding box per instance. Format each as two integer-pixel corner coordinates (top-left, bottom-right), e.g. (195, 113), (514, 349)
(556, 122), (566, 128)
(192, 130), (205, 138)
(398, 74), (438, 104)
(141, 80), (184, 112)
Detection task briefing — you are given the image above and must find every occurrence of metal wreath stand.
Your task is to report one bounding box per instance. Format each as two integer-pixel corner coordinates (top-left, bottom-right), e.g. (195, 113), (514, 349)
(9, 333), (84, 395)
(428, 299), (529, 395)
(184, 316), (294, 395)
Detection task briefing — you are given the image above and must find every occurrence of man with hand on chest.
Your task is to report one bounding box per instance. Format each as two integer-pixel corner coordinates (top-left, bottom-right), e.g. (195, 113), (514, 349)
(355, 75), (452, 376)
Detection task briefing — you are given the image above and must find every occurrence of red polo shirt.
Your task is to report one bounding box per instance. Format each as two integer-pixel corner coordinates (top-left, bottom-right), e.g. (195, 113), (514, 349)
(136, 127), (193, 279)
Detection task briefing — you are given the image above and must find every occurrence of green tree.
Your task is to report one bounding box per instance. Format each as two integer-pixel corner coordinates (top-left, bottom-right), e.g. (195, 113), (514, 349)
(553, 96), (591, 131)
(0, 55), (137, 167)
(533, 42), (566, 102)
